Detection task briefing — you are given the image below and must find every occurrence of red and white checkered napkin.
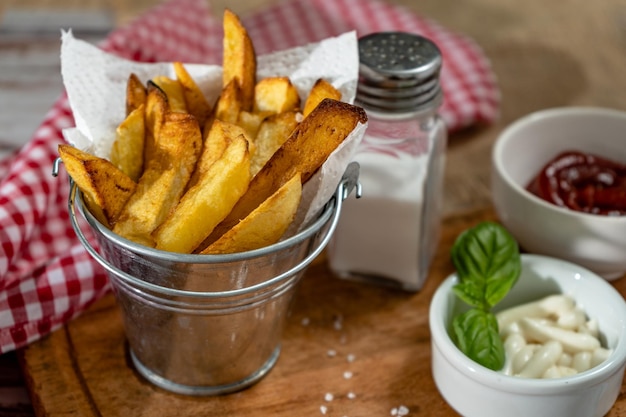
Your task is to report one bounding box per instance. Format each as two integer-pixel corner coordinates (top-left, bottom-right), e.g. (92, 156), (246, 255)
(0, 0), (499, 353)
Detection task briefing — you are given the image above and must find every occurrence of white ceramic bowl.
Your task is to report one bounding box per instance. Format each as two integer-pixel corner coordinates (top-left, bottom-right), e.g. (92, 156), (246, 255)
(491, 107), (626, 280)
(429, 254), (626, 417)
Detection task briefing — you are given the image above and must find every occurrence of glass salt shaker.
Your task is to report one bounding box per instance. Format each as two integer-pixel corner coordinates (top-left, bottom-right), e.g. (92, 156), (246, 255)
(328, 32), (447, 292)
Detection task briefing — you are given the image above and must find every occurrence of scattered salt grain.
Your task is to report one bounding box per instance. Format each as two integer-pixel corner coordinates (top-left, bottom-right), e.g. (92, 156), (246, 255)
(343, 371), (353, 379)
(334, 318), (343, 331)
(392, 405), (409, 416)
(320, 405), (328, 415)
(346, 353), (355, 363)
(347, 392), (356, 400)
(301, 317), (310, 326)
(327, 349), (337, 357)
(325, 393), (334, 402)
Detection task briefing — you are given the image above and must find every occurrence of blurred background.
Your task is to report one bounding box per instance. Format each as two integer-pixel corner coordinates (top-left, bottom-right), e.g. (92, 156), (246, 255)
(1, 0), (625, 208)
(1, 0), (625, 415)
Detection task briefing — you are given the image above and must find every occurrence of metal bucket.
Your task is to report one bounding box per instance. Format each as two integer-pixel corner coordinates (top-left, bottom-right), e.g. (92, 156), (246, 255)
(67, 163), (360, 396)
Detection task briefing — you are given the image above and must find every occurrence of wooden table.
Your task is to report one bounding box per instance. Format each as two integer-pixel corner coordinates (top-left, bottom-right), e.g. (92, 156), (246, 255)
(1, 0), (626, 415)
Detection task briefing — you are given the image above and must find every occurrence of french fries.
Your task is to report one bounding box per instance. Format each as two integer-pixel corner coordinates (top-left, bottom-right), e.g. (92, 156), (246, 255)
(113, 112), (202, 246)
(213, 79), (243, 125)
(126, 73), (146, 115)
(237, 110), (271, 140)
(173, 61), (212, 129)
(154, 134), (250, 253)
(303, 78), (342, 117)
(222, 9), (256, 112)
(201, 173), (302, 254)
(144, 82), (169, 168)
(58, 144), (136, 228)
(152, 75), (187, 113)
(254, 77), (300, 114)
(250, 111), (299, 176)
(187, 119), (244, 192)
(110, 104), (145, 182)
(202, 97), (367, 248)
(60, 9), (366, 255)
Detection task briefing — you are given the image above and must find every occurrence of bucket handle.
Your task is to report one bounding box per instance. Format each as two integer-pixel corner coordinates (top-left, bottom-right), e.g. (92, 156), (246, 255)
(67, 162), (361, 298)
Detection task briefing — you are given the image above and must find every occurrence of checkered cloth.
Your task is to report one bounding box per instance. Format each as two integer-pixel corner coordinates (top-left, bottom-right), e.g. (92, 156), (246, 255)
(0, 0), (499, 353)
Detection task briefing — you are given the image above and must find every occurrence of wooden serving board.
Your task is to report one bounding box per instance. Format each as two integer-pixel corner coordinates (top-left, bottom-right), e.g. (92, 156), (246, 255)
(18, 208), (626, 416)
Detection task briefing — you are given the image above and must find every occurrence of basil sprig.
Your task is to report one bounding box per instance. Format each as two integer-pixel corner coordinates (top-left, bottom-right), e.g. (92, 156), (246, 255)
(450, 221), (521, 371)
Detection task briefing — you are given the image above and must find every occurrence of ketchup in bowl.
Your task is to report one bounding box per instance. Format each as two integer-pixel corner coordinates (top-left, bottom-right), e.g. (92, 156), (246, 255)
(526, 150), (626, 216)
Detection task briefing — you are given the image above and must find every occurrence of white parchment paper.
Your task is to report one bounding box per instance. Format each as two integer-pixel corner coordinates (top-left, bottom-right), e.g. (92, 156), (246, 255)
(60, 30), (366, 233)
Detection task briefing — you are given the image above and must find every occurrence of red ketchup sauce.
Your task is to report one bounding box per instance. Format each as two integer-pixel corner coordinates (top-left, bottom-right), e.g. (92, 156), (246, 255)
(526, 150), (626, 216)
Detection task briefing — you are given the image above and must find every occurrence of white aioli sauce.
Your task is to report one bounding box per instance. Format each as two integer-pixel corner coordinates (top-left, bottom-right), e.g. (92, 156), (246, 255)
(496, 294), (612, 378)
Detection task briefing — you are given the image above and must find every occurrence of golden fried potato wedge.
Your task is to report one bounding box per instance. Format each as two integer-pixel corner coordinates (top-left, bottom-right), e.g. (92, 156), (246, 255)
(253, 77), (300, 114)
(187, 119), (247, 189)
(210, 82), (258, 156)
(152, 75), (187, 113)
(126, 73), (146, 116)
(145, 82), (168, 134)
(214, 79), (242, 124)
(206, 98), (367, 244)
(237, 110), (271, 140)
(58, 144), (136, 228)
(113, 112), (202, 245)
(302, 79), (342, 117)
(250, 111), (299, 176)
(144, 82), (169, 165)
(223, 8), (256, 111)
(201, 172), (301, 254)
(110, 104), (145, 182)
(173, 61), (212, 128)
(153, 134), (251, 253)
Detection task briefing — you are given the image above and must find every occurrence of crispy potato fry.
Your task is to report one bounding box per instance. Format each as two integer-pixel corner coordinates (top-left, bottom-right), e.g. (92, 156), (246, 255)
(126, 73), (146, 116)
(153, 134), (251, 253)
(113, 112), (202, 245)
(210, 81), (258, 156)
(145, 82), (168, 133)
(173, 61), (212, 128)
(237, 110), (271, 140)
(250, 111), (299, 176)
(201, 172), (301, 254)
(214, 79), (242, 124)
(152, 75), (187, 113)
(253, 77), (300, 114)
(110, 104), (145, 182)
(59, 144), (136, 228)
(144, 82), (169, 166)
(69, 9), (364, 254)
(302, 79), (342, 117)
(205, 98), (367, 244)
(223, 9), (256, 111)
(187, 119), (247, 190)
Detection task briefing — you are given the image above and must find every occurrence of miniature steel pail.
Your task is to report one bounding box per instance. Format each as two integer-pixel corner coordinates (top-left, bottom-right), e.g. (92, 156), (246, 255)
(67, 163), (360, 396)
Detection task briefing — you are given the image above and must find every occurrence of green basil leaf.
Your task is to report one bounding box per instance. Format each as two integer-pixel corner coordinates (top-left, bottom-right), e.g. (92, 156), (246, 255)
(451, 222), (521, 309)
(451, 309), (505, 371)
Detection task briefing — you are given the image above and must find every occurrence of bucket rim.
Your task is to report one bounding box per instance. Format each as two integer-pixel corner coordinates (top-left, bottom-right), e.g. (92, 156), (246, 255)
(75, 184), (335, 264)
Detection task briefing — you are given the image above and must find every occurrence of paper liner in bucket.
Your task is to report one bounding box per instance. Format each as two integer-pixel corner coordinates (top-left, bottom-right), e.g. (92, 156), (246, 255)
(67, 162), (360, 396)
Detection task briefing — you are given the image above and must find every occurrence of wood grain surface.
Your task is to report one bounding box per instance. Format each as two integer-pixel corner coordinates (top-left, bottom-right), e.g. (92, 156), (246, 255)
(14, 211), (464, 415)
(2, 0), (626, 415)
(17, 207), (626, 416)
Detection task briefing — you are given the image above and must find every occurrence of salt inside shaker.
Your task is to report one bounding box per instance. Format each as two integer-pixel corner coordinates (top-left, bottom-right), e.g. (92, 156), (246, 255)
(328, 32), (447, 291)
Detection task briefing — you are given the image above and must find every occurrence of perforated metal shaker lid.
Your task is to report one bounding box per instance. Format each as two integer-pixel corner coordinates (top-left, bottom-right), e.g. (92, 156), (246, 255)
(356, 32), (443, 112)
